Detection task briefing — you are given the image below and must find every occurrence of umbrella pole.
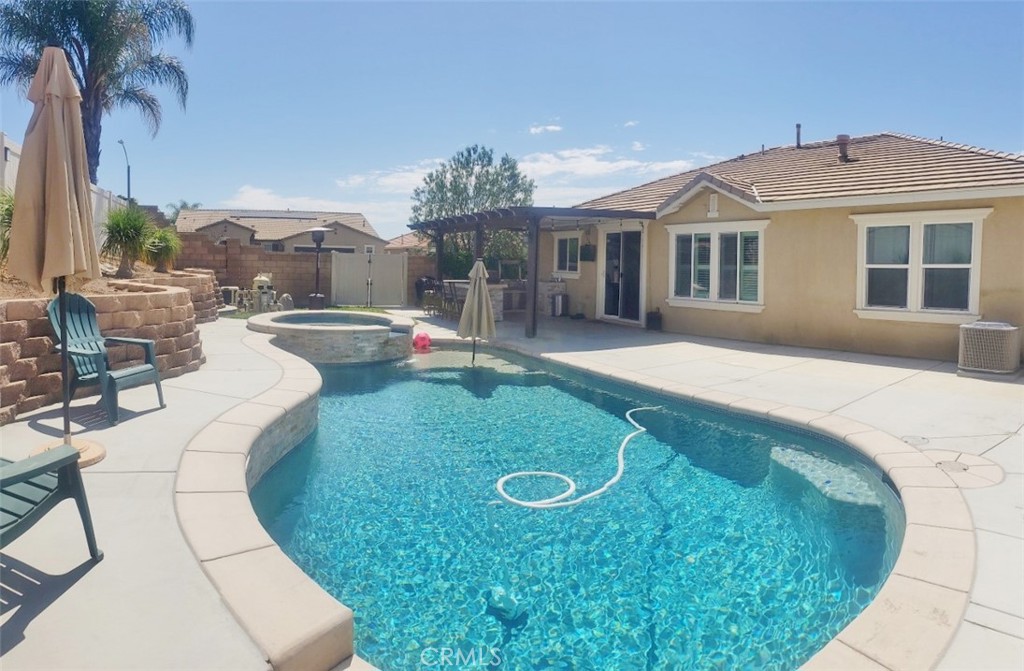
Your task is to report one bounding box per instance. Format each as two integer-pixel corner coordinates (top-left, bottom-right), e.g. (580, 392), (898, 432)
(58, 277), (72, 444)
(472, 337), (477, 366)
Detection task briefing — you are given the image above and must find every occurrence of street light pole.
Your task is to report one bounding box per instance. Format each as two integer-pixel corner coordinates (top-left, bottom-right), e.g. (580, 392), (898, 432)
(117, 139), (131, 203)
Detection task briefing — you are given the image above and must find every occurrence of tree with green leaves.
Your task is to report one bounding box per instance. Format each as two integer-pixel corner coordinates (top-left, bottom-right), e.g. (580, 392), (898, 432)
(165, 198), (201, 225)
(0, 0), (195, 184)
(410, 144), (535, 278)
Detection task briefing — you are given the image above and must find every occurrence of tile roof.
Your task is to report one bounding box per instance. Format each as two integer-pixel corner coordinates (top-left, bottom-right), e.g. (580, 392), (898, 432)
(175, 209), (383, 241)
(385, 232), (430, 251)
(577, 133), (1024, 214)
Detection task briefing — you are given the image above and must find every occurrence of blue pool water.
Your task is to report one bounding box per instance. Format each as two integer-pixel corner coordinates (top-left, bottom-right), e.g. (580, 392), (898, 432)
(252, 350), (904, 670)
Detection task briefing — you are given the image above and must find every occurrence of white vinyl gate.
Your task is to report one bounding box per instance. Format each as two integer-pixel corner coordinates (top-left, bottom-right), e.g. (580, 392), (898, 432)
(330, 252), (407, 307)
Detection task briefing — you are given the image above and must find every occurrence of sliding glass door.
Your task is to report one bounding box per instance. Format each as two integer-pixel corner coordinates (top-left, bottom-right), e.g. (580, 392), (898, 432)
(603, 230), (642, 321)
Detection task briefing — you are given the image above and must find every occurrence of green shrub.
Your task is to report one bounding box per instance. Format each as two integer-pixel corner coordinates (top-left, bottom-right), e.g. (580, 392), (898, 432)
(145, 226), (183, 273)
(101, 206), (153, 278)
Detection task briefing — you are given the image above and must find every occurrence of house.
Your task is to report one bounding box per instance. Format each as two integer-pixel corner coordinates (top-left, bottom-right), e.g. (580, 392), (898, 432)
(175, 209), (389, 254)
(411, 132), (1023, 362)
(551, 132), (1024, 361)
(385, 232), (431, 255)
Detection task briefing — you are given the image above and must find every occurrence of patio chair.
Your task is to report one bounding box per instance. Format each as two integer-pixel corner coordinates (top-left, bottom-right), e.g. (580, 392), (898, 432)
(0, 444), (103, 561)
(47, 293), (165, 425)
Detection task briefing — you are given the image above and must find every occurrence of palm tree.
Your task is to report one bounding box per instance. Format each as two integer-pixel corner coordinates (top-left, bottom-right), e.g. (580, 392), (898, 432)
(165, 198), (201, 225)
(0, 0), (194, 184)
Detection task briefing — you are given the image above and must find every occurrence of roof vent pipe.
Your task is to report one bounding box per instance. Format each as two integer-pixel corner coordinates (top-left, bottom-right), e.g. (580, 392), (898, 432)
(837, 134), (851, 162)
(796, 123), (802, 148)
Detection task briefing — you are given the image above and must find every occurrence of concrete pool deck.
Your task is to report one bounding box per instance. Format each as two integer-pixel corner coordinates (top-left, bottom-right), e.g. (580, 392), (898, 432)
(1, 313), (1021, 669)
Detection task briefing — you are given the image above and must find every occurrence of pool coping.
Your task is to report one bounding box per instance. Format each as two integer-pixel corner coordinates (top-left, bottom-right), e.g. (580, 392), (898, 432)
(175, 331), (987, 671)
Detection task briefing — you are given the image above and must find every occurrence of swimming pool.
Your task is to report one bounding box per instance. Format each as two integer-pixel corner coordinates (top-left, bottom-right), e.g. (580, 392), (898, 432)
(251, 349), (904, 670)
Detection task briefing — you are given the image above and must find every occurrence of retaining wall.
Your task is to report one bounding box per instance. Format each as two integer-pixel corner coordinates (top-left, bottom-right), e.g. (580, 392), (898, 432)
(0, 283), (205, 425)
(137, 268), (221, 323)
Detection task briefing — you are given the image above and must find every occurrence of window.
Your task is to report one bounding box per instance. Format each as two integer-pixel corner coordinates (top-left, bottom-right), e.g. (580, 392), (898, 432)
(364, 245), (375, 254)
(666, 220), (768, 312)
(853, 208), (989, 323)
(553, 232), (581, 277)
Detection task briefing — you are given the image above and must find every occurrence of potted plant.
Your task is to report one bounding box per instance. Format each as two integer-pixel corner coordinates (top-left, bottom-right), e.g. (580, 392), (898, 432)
(145, 227), (183, 273)
(101, 206), (153, 278)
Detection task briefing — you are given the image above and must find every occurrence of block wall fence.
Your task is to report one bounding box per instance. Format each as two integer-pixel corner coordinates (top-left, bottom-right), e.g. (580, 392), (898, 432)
(176, 233), (334, 308)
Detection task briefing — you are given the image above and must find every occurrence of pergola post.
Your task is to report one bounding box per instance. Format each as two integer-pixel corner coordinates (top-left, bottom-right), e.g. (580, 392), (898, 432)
(525, 216), (540, 338)
(435, 231), (444, 281)
(474, 222), (485, 260)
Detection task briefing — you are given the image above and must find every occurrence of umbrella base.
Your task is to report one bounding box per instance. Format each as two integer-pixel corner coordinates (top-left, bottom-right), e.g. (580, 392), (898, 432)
(32, 438), (106, 468)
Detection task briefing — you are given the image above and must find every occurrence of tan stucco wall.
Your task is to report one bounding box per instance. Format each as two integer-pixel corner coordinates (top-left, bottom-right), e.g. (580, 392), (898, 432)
(539, 230), (601, 317)
(541, 190), (1023, 362)
(282, 228), (386, 253)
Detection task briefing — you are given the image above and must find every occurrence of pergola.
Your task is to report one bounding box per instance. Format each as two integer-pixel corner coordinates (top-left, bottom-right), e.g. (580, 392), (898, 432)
(408, 207), (655, 337)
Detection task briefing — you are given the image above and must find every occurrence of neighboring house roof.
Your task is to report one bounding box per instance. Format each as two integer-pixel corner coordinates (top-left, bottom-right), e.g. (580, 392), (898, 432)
(578, 133), (1024, 215)
(385, 232), (430, 252)
(175, 209), (384, 242)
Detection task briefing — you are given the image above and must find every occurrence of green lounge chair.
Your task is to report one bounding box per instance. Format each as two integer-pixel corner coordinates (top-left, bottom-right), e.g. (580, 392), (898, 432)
(0, 445), (102, 561)
(46, 293), (165, 425)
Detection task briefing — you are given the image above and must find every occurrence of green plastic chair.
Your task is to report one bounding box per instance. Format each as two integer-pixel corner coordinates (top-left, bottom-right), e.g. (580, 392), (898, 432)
(0, 444), (103, 561)
(46, 293), (165, 425)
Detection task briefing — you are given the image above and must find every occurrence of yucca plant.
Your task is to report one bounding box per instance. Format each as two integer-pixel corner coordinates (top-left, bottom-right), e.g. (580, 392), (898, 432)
(101, 206), (153, 278)
(145, 226), (182, 273)
(0, 189), (12, 264)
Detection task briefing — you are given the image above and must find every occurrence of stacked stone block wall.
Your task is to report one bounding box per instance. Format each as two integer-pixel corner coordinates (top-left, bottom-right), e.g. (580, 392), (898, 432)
(177, 233), (334, 308)
(0, 284), (204, 425)
(135, 269), (220, 322)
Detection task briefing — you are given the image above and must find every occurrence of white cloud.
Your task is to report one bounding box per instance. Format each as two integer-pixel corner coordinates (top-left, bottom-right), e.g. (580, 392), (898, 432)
(624, 120), (638, 127)
(689, 151), (728, 164)
(631, 141), (646, 152)
(529, 124), (563, 135)
(335, 158), (443, 194)
(533, 184), (631, 208)
(519, 145), (692, 181)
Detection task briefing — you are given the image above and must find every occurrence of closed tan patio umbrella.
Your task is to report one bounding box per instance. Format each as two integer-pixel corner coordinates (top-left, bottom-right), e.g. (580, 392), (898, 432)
(8, 47), (103, 462)
(457, 259), (496, 365)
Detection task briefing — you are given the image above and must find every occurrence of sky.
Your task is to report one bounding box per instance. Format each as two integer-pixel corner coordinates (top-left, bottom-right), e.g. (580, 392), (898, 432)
(2, 1), (1022, 242)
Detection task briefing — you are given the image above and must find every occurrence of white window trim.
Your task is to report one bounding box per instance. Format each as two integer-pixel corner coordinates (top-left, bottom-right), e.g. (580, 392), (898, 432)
(852, 208), (989, 323)
(665, 219), (769, 311)
(552, 231), (582, 279)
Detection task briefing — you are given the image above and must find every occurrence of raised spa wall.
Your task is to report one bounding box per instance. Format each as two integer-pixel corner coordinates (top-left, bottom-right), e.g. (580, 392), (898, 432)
(246, 310), (414, 365)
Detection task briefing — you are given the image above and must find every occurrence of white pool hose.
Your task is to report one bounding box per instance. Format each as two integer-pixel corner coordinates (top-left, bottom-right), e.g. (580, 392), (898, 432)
(495, 406), (662, 509)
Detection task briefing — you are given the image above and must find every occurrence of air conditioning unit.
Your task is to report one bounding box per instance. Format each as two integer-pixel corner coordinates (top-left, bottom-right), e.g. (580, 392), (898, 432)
(958, 322), (1021, 375)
